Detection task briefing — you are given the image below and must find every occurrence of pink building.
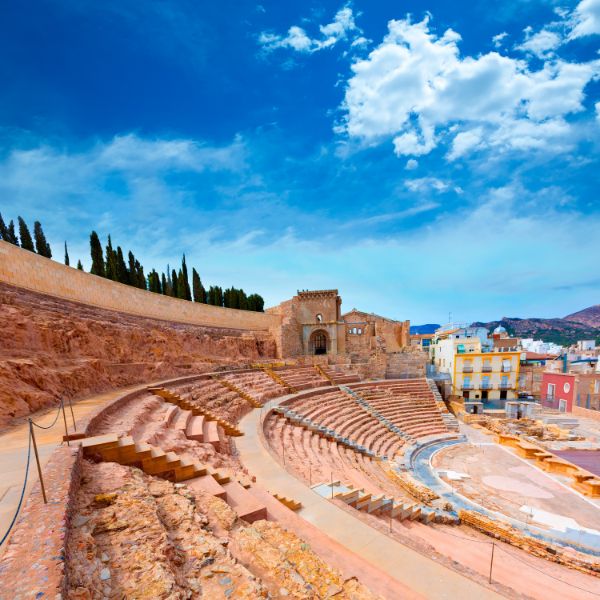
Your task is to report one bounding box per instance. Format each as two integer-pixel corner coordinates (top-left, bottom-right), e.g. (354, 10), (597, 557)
(540, 372), (576, 412)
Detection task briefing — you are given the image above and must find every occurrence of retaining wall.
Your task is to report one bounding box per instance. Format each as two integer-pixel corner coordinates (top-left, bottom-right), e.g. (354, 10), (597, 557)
(0, 240), (279, 331)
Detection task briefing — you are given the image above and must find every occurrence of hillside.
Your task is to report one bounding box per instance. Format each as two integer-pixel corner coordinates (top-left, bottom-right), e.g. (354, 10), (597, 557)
(565, 304), (600, 328)
(472, 308), (600, 347)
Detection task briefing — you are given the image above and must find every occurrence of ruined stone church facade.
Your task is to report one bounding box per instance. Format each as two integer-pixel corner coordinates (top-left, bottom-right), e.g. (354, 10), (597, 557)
(267, 289), (411, 359)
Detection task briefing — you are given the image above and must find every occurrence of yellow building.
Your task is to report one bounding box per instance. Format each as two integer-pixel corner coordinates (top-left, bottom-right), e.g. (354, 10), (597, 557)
(453, 351), (521, 401)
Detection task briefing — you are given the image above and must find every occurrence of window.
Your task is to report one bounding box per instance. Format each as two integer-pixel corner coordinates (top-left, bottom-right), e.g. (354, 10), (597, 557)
(547, 383), (555, 399)
(563, 382), (571, 393)
(595, 380), (600, 394)
(316, 313), (323, 322)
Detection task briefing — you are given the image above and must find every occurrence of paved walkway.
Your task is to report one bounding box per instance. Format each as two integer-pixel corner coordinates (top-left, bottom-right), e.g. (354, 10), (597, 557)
(237, 399), (503, 600)
(0, 383), (153, 552)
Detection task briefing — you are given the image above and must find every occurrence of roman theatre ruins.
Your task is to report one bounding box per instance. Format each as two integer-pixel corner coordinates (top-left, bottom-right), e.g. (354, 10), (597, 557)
(1, 240), (599, 599)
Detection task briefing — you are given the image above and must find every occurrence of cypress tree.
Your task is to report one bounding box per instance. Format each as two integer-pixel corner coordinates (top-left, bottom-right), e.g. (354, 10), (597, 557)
(89, 231), (105, 276)
(171, 268), (178, 297)
(239, 288), (248, 311)
(128, 251), (136, 282)
(6, 220), (18, 245)
(105, 235), (117, 280)
(135, 260), (146, 289)
(64, 241), (70, 266)
(18, 217), (34, 251)
(176, 268), (186, 299)
(116, 247), (129, 284)
(247, 294), (264, 312)
(161, 272), (168, 295)
(0, 212), (8, 240)
(77, 259), (84, 270)
(192, 268), (206, 303)
(33, 221), (52, 258)
(181, 255), (192, 300)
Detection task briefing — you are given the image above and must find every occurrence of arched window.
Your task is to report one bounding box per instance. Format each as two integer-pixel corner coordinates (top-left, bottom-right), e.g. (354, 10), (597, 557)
(316, 313), (323, 323)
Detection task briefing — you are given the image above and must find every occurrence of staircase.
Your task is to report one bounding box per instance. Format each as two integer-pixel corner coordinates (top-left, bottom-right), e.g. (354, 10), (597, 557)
(149, 387), (243, 437)
(323, 482), (425, 522)
(273, 493), (302, 511)
(80, 434), (267, 522)
(426, 379), (460, 432)
(213, 376), (263, 408)
(340, 386), (418, 449)
(261, 368), (296, 394)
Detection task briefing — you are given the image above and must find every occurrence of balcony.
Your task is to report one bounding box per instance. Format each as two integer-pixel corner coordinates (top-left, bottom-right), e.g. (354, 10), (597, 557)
(461, 383), (473, 390)
(501, 366), (512, 373)
(499, 382), (513, 389)
(482, 366), (492, 373)
(481, 383), (492, 390)
(462, 366), (473, 373)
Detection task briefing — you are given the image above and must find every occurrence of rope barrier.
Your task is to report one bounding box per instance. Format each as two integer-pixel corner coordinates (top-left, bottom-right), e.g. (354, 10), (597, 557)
(30, 400), (63, 430)
(0, 429), (32, 547)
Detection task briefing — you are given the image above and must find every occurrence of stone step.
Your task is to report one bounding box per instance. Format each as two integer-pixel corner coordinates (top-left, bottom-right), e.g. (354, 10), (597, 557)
(203, 420), (221, 450)
(221, 480), (267, 523)
(186, 415), (205, 442)
(185, 474), (227, 500)
(172, 408), (193, 432)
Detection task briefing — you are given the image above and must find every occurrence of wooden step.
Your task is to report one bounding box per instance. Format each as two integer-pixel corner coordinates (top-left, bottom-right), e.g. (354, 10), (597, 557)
(221, 481), (267, 523)
(80, 433), (120, 453)
(273, 493), (302, 511)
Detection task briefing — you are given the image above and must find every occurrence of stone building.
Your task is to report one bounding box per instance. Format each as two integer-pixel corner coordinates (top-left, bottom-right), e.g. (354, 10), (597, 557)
(267, 290), (411, 359)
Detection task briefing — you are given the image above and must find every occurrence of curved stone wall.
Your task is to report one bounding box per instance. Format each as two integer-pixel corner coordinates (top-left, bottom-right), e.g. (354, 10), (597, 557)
(0, 241), (278, 331)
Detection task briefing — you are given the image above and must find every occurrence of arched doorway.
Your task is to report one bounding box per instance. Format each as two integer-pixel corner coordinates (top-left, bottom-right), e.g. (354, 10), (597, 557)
(309, 329), (329, 355)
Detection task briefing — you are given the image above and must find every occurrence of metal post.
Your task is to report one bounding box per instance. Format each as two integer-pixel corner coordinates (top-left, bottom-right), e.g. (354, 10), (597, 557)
(60, 399), (70, 446)
(29, 420), (47, 504)
(67, 396), (76, 431)
(489, 542), (495, 584)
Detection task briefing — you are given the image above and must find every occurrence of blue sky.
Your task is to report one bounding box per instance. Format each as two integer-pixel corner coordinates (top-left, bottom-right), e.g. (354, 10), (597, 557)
(1, 0), (599, 323)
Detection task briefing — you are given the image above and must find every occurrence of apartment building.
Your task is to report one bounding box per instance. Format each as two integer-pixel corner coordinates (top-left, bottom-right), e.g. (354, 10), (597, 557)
(430, 324), (520, 401)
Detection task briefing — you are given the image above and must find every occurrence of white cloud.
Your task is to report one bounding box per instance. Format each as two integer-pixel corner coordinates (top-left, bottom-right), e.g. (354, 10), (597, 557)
(339, 15), (600, 160)
(569, 0), (600, 39)
(447, 127), (484, 160)
(596, 101), (600, 121)
(405, 158), (418, 170)
(405, 177), (452, 193)
(492, 32), (509, 48)
(259, 5), (362, 53)
(517, 28), (562, 57)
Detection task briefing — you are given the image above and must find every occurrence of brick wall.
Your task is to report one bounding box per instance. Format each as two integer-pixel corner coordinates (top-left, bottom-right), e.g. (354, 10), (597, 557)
(0, 240), (279, 332)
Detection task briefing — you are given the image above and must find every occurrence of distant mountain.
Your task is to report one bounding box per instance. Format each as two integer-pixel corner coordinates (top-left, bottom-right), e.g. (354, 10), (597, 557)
(410, 324), (440, 334)
(564, 305), (600, 328)
(472, 306), (600, 346)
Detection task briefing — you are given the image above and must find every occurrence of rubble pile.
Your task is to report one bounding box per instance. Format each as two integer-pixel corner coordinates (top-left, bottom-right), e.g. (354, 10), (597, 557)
(478, 416), (583, 443)
(66, 461), (381, 599)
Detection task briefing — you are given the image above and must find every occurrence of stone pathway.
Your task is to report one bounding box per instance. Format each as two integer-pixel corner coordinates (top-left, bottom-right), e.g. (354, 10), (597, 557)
(237, 397), (503, 600)
(0, 382), (165, 554)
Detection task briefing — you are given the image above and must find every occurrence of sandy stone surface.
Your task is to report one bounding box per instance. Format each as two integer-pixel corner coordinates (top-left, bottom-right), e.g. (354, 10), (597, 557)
(66, 461), (382, 599)
(0, 283), (276, 429)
